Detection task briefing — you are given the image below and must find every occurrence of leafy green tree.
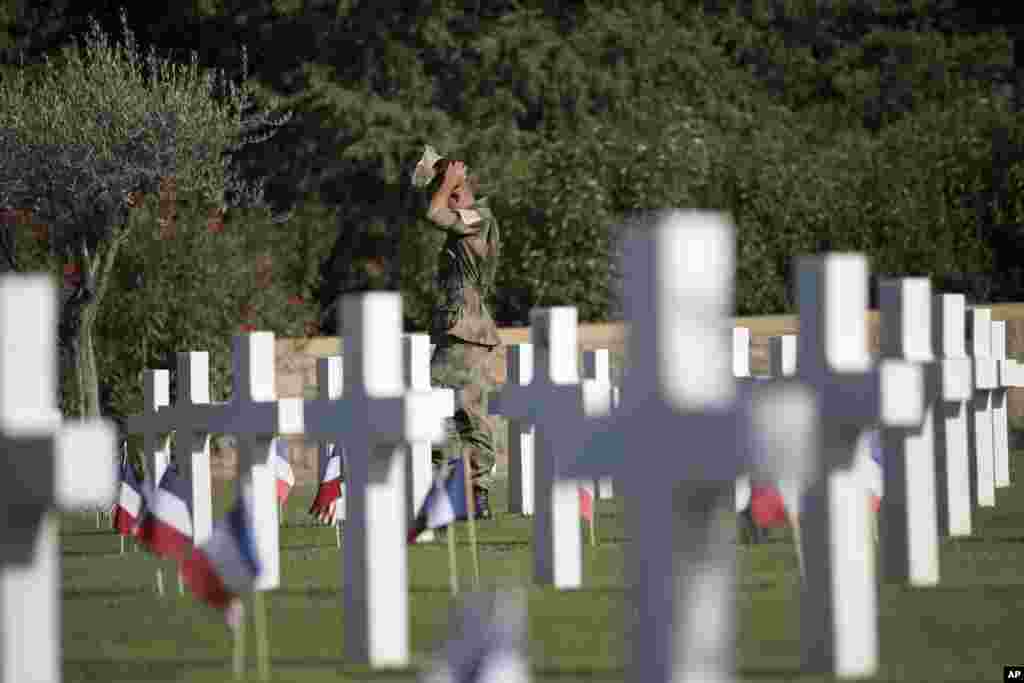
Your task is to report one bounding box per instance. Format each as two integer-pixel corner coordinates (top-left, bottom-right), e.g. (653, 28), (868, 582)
(0, 10), (291, 419)
(94, 192), (323, 425)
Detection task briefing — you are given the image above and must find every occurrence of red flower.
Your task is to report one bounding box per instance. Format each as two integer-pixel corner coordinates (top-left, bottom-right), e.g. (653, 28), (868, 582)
(288, 295), (304, 305)
(63, 263), (82, 288)
(207, 218), (225, 233)
(239, 324), (257, 333)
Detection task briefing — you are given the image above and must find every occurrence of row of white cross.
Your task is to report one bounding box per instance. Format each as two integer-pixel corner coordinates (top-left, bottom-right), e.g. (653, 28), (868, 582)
(1, 210), (1022, 682)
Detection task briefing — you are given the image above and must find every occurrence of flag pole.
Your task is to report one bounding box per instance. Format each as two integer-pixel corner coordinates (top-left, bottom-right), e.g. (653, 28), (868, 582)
(253, 591), (271, 681)
(461, 453), (481, 590)
(789, 510), (805, 579)
(447, 521), (459, 596)
(230, 599), (246, 680)
(589, 504), (598, 548)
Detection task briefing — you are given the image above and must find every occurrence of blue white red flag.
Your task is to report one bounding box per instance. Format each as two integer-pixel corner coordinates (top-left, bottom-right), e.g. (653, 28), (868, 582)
(271, 438), (295, 503)
(309, 444), (344, 524)
(859, 428), (883, 512)
(180, 492), (262, 619)
(750, 483), (789, 528)
(136, 463), (193, 562)
(578, 481), (594, 524)
(111, 459), (146, 537)
(409, 458), (469, 543)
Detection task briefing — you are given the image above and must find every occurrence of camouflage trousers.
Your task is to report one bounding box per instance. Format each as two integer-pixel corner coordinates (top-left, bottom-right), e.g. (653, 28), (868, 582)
(430, 335), (500, 491)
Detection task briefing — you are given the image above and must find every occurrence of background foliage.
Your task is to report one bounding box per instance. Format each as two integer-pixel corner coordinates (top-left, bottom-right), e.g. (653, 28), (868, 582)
(2, 0), (1024, 420)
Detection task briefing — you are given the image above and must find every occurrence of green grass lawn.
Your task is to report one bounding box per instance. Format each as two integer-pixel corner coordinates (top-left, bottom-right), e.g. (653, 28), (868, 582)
(61, 447), (1024, 682)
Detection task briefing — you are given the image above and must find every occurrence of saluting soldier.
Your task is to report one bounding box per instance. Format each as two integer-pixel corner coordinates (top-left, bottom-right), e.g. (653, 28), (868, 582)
(412, 145), (502, 519)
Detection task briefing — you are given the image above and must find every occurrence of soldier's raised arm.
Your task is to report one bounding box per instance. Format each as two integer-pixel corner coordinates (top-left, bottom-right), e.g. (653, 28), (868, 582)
(411, 147), (482, 235)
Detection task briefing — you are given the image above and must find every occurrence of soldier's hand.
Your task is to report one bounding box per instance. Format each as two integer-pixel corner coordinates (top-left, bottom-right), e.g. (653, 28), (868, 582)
(445, 160), (467, 185)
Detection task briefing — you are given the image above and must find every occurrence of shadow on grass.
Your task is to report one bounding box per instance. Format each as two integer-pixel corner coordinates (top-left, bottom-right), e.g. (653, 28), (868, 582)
(282, 543), (336, 552)
(739, 579), (786, 590)
(944, 535), (1024, 544)
(60, 529), (117, 537)
(559, 585), (629, 593)
(738, 665), (806, 679)
(66, 658), (421, 681)
(900, 583), (1024, 594)
(64, 587), (154, 599)
(532, 665), (625, 676)
(274, 585), (511, 597)
(62, 550), (130, 558)
(65, 659), (222, 682)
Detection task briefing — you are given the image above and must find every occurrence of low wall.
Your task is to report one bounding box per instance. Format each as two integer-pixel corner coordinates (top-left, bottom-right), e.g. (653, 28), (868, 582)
(209, 304), (1024, 484)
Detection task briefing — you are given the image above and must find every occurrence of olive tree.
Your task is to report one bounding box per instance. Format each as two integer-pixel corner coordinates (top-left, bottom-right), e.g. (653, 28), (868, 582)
(0, 9), (291, 418)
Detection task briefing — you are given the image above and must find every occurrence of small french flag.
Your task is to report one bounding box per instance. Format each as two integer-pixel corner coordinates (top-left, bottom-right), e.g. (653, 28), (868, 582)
(408, 458), (469, 543)
(749, 483), (789, 528)
(180, 492), (262, 616)
(111, 459), (146, 537)
(578, 481), (595, 524)
(859, 428), (883, 513)
(136, 464), (194, 563)
(309, 444), (343, 524)
(271, 438), (295, 503)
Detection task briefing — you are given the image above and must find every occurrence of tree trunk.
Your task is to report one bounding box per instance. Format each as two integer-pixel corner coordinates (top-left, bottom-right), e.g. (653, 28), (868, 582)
(75, 299), (101, 418)
(67, 230), (127, 418)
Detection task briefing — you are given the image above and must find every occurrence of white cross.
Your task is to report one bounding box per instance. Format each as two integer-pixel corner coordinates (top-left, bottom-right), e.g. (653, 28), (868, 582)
(559, 212), (820, 683)
(769, 334), (797, 378)
(582, 348), (614, 500)
(315, 356), (345, 523)
(500, 344), (535, 516)
(966, 307), (998, 508)
(205, 333), (305, 590)
(301, 293), (443, 668)
(151, 352), (225, 546)
(123, 369), (171, 493)
(0, 275), (117, 683)
(1003, 358), (1024, 406)
(733, 327), (752, 514)
(731, 327), (805, 517)
(990, 320), (1012, 489)
(932, 294), (973, 537)
(877, 278), (940, 586)
(734, 331), (807, 523)
(490, 306), (594, 589)
(402, 333), (453, 543)
(767, 335), (805, 518)
(795, 254), (924, 678)
(733, 326), (750, 378)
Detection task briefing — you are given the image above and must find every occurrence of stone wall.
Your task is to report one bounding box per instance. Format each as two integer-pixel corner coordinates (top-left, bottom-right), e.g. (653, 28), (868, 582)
(209, 304), (1024, 484)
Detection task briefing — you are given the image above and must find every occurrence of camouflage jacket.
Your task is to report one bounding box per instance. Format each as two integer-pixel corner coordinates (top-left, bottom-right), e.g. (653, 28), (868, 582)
(426, 196), (502, 347)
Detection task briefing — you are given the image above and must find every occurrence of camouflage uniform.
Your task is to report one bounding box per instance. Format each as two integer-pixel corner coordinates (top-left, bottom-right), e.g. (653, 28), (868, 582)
(425, 196), (502, 491)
